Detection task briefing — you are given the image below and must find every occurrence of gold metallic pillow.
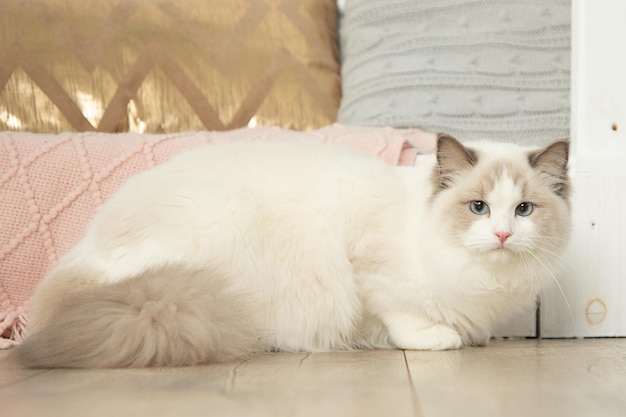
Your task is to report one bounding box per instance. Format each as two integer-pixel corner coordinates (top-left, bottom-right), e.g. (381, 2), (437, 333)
(0, 0), (340, 133)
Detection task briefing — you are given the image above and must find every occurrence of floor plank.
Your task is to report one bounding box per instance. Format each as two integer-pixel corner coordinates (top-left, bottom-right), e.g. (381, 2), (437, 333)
(1, 339), (625, 417)
(405, 339), (626, 417)
(0, 349), (415, 417)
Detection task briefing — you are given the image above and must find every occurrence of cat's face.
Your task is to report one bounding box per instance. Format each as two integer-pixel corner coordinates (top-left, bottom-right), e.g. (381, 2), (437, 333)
(432, 135), (571, 266)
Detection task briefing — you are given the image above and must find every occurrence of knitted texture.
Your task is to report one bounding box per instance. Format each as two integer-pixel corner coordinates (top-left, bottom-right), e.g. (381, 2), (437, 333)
(0, 124), (436, 348)
(339, 0), (571, 146)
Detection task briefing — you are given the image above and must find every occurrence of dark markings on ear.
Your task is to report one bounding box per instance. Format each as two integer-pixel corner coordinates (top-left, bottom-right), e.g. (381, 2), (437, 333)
(433, 133), (478, 191)
(528, 139), (570, 198)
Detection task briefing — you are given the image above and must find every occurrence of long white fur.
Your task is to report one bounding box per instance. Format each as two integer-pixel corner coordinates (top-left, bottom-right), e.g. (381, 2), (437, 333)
(13, 136), (571, 368)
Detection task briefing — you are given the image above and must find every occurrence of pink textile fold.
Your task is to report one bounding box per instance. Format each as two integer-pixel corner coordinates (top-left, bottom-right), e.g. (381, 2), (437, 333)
(0, 124), (436, 347)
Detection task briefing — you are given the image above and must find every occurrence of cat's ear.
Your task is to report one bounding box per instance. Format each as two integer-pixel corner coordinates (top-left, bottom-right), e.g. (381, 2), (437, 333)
(435, 133), (478, 190)
(528, 139), (570, 198)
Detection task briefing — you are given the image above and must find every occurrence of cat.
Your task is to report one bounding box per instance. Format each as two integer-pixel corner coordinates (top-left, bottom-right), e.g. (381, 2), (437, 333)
(12, 133), (571, 368)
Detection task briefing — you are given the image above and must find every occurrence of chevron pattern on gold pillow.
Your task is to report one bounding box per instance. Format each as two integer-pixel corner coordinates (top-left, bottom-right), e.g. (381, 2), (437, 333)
(0, 0), (340, 133)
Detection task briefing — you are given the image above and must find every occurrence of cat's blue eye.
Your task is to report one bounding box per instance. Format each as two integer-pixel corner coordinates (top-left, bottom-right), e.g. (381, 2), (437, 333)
(515, 202), (534, 217)
(469, 200), (489, 215)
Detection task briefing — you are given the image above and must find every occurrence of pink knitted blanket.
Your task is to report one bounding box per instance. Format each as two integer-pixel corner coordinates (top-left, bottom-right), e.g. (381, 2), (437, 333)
(0, 124), (436, 348)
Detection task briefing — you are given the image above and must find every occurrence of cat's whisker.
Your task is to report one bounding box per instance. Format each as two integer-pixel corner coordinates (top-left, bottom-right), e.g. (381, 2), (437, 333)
(529, 246), (563, 260)
(526, 236), (571, 247)
(519, 252), (542, 308)
(530, 245), (579, 278)
(526, 250), (577, 334)
(526, 234), (570, 241)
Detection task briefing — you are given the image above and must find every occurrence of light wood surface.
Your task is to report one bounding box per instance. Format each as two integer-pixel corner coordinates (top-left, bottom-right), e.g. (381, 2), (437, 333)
(1, 339), (625, 417)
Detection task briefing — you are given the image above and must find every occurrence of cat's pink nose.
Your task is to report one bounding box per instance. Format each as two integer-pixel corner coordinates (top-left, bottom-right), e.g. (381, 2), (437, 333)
(495, 231), (512, 244)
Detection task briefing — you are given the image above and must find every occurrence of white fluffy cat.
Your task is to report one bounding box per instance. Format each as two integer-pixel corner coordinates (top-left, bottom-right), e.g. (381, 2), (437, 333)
(14, 134), (571, 368)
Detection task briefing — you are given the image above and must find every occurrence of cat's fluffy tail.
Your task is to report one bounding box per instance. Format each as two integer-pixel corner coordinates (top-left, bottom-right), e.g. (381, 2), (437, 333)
(12, 267), (261, 368)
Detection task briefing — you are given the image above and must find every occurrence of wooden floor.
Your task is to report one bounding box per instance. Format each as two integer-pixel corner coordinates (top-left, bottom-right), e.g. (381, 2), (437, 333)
(1, 339), (625, 417)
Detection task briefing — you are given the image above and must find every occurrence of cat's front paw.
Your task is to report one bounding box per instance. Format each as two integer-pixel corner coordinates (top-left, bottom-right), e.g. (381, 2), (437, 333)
(394, 324), (464, 351)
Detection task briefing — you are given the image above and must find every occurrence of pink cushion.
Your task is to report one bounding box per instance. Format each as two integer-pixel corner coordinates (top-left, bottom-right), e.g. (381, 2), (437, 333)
(0, 124), (436, 347)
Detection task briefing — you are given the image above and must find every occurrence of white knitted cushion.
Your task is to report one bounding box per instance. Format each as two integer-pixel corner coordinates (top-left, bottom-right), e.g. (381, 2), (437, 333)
(338, 0), (571, 145)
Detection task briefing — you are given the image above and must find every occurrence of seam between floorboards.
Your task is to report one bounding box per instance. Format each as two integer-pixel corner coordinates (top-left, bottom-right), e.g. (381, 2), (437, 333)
(402, 350), (426, 417)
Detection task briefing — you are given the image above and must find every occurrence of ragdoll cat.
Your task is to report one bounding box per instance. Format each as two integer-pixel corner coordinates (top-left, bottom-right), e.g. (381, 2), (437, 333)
(13, 134), (571, 368)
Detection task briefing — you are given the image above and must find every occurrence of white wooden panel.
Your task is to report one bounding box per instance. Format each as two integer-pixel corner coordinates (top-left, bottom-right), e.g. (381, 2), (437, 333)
(543, 0), (626, 337)
(570, 0), (626, 175)
(542, 174), (626, 337)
